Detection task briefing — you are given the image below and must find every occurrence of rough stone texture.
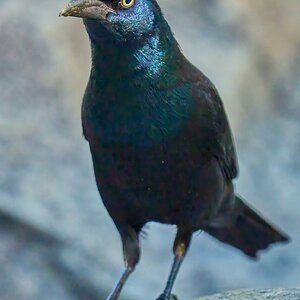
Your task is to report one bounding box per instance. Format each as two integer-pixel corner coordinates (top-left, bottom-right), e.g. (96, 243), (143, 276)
(198, 288), (300, 300)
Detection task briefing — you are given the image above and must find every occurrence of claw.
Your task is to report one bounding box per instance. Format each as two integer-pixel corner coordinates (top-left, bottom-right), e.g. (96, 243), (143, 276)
(156, 295), (165, 300)
(156, 294), (178, 300)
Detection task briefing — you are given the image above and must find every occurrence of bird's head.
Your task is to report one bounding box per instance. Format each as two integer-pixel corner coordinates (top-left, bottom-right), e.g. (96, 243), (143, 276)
(60, 0), (164, 43)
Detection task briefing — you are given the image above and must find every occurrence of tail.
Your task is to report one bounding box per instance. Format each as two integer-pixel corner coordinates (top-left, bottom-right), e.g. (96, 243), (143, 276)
(204, 195), (290, 258)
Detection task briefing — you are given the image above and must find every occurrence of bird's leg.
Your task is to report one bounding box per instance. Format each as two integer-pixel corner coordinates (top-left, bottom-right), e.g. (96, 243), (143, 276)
(106, 225), (140, 300)
(156, 228), (192, 300)
(106, 268), (132, 300)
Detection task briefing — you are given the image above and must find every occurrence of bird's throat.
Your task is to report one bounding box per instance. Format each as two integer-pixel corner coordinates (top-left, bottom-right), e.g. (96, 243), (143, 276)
(85, 22), (193, 147)
(89, 19), (181, 81)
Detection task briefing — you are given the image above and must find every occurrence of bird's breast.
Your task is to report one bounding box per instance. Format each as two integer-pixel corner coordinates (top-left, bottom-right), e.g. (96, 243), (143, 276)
(83, 81), (195, 147)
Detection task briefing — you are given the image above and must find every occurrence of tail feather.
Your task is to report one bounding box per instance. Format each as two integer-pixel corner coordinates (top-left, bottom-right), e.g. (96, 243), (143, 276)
(205, 195), (290, 258)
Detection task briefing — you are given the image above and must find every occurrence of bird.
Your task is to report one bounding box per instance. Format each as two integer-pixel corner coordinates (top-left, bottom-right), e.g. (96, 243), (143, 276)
(60, 1), (289, 299)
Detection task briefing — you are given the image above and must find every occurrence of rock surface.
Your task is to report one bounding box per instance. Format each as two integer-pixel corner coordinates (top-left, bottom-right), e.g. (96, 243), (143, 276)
(199, 288), (300, 300)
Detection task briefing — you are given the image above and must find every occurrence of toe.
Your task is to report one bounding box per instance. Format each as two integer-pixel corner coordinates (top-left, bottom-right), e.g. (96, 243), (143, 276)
(156, 294), (178, 300)
(156, 294), (168, 300)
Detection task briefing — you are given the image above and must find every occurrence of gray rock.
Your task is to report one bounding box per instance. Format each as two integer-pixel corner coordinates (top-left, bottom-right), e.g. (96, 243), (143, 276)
(198, 288), (300, 300)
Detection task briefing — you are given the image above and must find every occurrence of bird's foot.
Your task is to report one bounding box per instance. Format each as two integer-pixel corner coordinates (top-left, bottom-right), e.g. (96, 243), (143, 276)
(156, 294), (178, 300)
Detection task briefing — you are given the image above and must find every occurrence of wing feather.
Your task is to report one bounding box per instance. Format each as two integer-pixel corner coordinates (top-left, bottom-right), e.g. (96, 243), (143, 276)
(191, 77), (238, 180)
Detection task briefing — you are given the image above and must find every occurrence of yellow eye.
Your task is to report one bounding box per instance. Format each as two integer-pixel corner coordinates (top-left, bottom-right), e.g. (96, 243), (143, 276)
(119, 0), (135, 9)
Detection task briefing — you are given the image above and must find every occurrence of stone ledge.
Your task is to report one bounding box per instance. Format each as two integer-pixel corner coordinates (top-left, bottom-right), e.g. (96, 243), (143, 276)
(197, 288), (300, 300)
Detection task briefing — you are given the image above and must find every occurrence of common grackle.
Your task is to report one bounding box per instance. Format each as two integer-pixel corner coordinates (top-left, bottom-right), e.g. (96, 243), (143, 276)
(60, 1), (289, 299)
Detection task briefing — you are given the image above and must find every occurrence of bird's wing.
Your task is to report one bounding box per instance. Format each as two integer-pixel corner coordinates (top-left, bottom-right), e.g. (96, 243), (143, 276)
(188, 75), (238, 181)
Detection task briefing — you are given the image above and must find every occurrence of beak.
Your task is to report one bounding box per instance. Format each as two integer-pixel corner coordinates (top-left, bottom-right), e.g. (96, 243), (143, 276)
(59, 0), (116, 20)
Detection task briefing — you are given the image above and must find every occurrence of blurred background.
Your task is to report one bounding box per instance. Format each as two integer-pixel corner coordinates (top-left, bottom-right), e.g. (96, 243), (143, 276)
(0, 0), (299, 299)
